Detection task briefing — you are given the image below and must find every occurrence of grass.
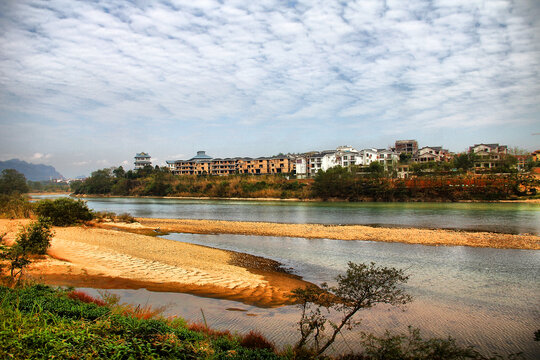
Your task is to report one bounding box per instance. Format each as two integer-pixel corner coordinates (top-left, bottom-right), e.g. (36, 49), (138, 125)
(0, 284), (524, 359)
(0, 284), (282, 359)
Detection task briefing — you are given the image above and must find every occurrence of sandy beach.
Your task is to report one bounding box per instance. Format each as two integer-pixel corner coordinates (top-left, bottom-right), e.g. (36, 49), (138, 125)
(0, 219), (310, 307)
(128, 218), (540, 250)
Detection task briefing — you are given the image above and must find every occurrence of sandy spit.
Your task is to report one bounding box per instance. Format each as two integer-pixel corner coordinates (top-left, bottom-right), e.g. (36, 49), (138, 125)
(129, 218), (540, 250)
(0, 219), (310, 307)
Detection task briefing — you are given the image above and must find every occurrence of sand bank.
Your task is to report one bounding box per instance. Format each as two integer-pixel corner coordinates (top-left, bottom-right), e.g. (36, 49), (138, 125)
(126, 218), (540, 250)
(0, 219), (309, 307)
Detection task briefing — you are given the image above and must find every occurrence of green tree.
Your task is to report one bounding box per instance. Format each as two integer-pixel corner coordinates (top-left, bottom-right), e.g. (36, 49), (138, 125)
(312, 166), (353, 200)
(399, 153), (412, 164)
(0, 169), (29, 194)
(290, 262), (411, 356)
(35, 198), (93, 226)
(0, 218), (53, 281)
(453, 153), (476, 172)
(113, 166), (126, 178)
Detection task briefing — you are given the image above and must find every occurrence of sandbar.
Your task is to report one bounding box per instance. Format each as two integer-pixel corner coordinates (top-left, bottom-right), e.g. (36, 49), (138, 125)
(127, 218), (540, 250)
(0, 219), (310, 307)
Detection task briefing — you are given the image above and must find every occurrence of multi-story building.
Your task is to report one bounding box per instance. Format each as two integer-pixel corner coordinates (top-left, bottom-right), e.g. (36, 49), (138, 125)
(415, 146), (450, 163)
(134, 152), (152, 169)
(395, 140), (418, 154)
(167, 152), (295, 176)
(468, 143), (508, 170)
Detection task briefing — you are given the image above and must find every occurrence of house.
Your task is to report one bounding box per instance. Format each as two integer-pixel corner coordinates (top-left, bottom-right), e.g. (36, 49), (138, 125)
(308, 150), (338, 175)
(395, 140), (418, 154)
(134, 152), (152, 169)
(377, 149), (399, 170)
(415, 146), (450, 163)
(468, 144), (508, 170)
(532, 150), (540, 162)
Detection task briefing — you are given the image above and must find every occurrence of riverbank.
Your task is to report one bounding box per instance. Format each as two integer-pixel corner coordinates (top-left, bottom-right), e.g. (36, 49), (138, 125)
(117, 218), (540, 250)
(0, 219), (310, 307)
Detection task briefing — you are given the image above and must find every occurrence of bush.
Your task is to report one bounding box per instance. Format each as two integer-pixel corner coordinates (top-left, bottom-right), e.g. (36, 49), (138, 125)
(240, 330), (275, 351)
(0, 194), (34, 218)
(15, 218), (53, 255)
(35, 198), (93, 226)
(116, 213), (136, 223)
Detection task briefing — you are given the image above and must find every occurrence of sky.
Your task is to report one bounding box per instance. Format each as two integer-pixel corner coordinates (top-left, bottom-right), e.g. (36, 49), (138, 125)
(1, 0), (539, 178)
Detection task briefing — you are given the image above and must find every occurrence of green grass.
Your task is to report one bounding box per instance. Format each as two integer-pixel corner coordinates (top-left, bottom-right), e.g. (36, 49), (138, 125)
(0, 284), (282, 359)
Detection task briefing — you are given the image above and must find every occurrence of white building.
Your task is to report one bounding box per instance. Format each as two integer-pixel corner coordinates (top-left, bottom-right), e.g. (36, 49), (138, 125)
(134, 152), (152, 169)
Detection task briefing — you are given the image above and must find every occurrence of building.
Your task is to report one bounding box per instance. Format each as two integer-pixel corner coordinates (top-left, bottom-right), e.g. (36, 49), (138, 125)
(468, 143), (508, 170)
(395, 140), (418, 154)
(167, 151), (295, 176)
(415, 146), (450, 163)
(134, 152), (152, 169)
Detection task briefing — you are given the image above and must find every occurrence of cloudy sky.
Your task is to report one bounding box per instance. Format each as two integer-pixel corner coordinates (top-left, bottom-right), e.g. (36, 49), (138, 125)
(1, 0), (539, 177)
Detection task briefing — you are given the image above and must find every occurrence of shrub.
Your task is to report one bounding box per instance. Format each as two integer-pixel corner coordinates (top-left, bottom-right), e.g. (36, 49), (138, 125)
(35, 198), (93, 226)
(240, 330), (275, 351)
(67, 290), (106, 307)
(15, 218), (53, 255)
(0, 194), (34, 218)
(116, 213), (136, 223)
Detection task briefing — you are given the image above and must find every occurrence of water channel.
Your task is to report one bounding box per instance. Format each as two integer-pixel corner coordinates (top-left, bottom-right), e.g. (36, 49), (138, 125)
(32, 195), (540, 357)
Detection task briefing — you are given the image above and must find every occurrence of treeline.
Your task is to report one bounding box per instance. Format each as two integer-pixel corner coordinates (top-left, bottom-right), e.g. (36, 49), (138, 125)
(70, 164), (539, 201)
(313, 166), (537, 201)
(70, 166), (311, 199)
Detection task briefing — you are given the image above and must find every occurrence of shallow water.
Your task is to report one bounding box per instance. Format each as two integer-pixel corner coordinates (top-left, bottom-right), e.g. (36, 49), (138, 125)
(32, 195), (540, 234)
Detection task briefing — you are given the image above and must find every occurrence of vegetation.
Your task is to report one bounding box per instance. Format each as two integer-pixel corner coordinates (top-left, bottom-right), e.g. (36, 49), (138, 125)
(312, 166), (536, 201)
(0, 193), (34, 218)
(0, 169), (29, 195)
(0, 218), (53, 282)
(0, 280), (520, 359)
(290, 262), (411, 356)
(0, 284), (282, 360)
(27, 180), (70, 193)
(72, 166), (311, 199)
(35, 198), (93, 226)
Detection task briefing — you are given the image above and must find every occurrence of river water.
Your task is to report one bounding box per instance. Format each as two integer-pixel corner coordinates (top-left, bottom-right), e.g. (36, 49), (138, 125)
(32, 195), (540, 357)
(40, 195), (540, 234)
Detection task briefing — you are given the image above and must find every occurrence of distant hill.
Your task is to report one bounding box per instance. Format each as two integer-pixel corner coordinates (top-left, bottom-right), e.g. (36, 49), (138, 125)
(0, 159), (63, 181)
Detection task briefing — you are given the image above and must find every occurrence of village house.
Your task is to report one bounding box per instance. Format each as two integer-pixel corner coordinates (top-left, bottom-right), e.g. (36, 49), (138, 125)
(414, 146), (450, 163)
(468, 143), (508, 170)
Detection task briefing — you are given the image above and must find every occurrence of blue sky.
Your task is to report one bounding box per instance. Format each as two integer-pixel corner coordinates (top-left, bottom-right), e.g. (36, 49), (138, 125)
(1, 0), (539, 178)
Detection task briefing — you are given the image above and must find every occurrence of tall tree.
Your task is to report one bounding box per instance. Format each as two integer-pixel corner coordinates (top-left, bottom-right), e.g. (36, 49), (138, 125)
(0, 169), (29, 194)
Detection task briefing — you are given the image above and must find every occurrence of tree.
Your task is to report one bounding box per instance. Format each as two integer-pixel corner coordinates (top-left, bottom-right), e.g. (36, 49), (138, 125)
(399, 153), (412, 164)
(0, 169), (29, 194)
(453, 153), (476, 172)
(113, 166), (126, 178)
(35, 198), (93, 226)
(290, 262), (411, 356)
(0, 218), (53, 282)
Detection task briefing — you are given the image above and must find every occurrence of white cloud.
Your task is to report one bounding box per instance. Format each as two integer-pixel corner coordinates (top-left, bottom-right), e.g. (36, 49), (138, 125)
(1, 0), (539, 177)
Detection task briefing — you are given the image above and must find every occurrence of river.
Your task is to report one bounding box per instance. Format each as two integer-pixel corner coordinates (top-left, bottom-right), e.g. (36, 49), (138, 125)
(35, 195), (540, 235)
(32, 195), (540, 357)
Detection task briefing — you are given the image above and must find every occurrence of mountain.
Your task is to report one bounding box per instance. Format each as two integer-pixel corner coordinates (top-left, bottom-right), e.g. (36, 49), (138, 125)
(0, 159), (63, 181)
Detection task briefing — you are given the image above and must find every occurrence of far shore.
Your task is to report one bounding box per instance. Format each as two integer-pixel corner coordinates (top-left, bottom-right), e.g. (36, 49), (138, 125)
(69, 193), (540, 203)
